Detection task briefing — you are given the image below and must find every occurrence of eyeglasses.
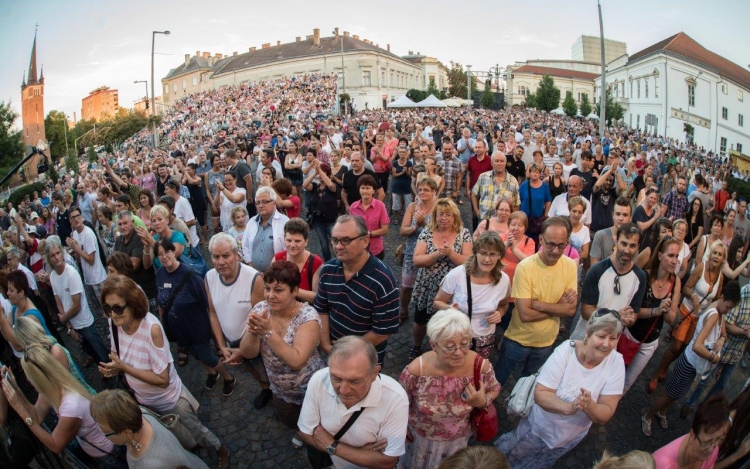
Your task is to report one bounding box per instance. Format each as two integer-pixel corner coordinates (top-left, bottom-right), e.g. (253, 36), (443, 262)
(256, 199), (274, 206)
(330, 234), (367, 246)
(477, 251), (501, 260)
(694, 433), (725, 450)
(435, 341), (471, 355)
(23, 346), (45, 370)
(103, 303), (128, 317)
(595, 308), (622, 321)
(103, 429), (122, 438)
(543, 241), (568, 251)
(436, 212), (454, 219)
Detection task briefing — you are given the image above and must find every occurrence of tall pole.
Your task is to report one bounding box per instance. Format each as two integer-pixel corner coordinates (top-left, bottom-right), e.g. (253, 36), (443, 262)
(151, 30), (170, 148)
(135, 80), (148, 110)
(63, 116), (69, 155)
(598, 0), (606, 137)
(340, 34), (346, 114)
(466, 65), (472, 101)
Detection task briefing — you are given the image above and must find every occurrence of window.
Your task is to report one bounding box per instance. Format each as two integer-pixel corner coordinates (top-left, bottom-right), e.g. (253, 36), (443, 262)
(738, 143), (744, 154)
(654, 76), (659, 98)
(721, 83), (728, 94)
(739, 90), (744, 102)
(688, 84), (695, 106)
(362, 70), (372, 86)
(629, 114), (633, 127)
(630, 80), (633, 97)
(637, 80), (641, 99)
(381, 69), (386, 86)
(192, 76), (198, 86)
(740, 115), (744, 127)
(614, 83), (618, 96)
(637, 115), (640, 129)
(722, 107), (728, 120)
(201, 73), (208, 83)
(182, 79), (187, 89)
(720, 137), (727, 154)
(645, 78), (649, 98)
(173, 84), (177, 93)
(164, 85), (169, 94)
(578, 92), (584, 102)
(519, 85), (529, 96)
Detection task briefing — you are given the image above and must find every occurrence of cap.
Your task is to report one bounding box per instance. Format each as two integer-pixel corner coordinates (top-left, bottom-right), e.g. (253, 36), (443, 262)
(30, 212), (39, 220)
(33, 225), (48, 238)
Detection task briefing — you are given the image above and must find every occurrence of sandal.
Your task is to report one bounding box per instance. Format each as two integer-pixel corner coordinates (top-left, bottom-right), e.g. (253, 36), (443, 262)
(291, 436), (305, 450)
(177, 348), (189, 367)
(641, 415), (652, 437)
(656, 412), (668, 429)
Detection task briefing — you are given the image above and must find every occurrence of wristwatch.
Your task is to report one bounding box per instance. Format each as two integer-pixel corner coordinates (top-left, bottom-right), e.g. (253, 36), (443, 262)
(25, 417), (33, 427)
(326, 440), (339, 456)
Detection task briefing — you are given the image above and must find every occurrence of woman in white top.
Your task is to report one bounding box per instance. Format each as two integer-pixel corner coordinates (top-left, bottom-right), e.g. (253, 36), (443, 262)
(215, 172), (246, 233)
(227, 206), (248, 260)
(97, 275), (229, 463)
(567, 196), (590, 263)
(434, 231), (510, 358)
(672, 219), (692, 279)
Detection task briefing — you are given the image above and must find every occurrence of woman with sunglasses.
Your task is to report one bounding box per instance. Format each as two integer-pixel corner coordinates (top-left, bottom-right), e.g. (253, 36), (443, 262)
(97, 275), (230, 467)
(91, 389), (208, 469)
(495, 309), (625, 468)
(1, 345), (128, 468)
(397, 309), (500, 469)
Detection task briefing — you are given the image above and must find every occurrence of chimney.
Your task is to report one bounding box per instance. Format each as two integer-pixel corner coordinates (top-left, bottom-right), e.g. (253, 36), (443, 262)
(277, 40), (281, 46)
(233, 51), (238, 56)
(195, 50), (200, 57)
(353, 34), (360, 40)
(262, 43), (270, 49)
(296, 36), (301, 42)
(387, 44), (391, 52)
(202, 52), (210, 58)
(408, 50), (413, 55)
(313, 28), (320, 46)
(215, 53), (223, 59)
(343, 31), (349, 37)
(250, 46), (256, 52)
(184, 54), (190, 66)
(334, 27), (339, 37)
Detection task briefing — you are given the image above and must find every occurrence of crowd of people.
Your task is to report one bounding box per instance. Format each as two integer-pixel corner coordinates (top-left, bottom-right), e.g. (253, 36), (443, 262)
(1, 73), (750, 469)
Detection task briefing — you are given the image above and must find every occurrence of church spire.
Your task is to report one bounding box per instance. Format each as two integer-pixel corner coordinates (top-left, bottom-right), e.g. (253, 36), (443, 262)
(22, 70), (26, 88)
(27, 26), (39, 85)
(39, 64), (44, 83)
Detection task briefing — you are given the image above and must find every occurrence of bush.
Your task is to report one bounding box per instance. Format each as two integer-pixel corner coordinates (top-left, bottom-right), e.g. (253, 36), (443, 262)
(4, 182), (46, 207)
(727, 177), (750, 199)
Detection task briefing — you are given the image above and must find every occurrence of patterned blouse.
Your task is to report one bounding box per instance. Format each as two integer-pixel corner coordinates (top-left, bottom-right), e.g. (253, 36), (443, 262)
(252, 301), (325, 405)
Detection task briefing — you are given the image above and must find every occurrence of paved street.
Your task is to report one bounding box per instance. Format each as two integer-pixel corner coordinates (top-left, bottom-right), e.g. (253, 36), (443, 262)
(68, 199), (749, 469)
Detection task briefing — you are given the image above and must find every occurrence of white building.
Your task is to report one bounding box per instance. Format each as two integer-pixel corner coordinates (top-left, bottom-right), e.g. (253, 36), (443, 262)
(506, 63), (599, 107)
(595, 32), (750, 155)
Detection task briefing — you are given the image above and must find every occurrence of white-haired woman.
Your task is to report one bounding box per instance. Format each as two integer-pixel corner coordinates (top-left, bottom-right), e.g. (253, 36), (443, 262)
(434, 231), (510, 358)
(398, 309), (501, 469)
(494, 309), (625, 468)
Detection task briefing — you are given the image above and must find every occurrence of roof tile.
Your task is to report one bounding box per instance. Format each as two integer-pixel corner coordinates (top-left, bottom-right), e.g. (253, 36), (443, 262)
(514, 65), (599, 81)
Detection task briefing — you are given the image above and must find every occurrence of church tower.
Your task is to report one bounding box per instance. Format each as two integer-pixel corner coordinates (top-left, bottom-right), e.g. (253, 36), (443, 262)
(21, 27), (46, 178)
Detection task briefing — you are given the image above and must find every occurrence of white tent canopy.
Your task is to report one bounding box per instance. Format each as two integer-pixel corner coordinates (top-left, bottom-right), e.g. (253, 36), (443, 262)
(551, 107), (565, 115)
(587, 112), (599, 120)
(387, 95), (416, 108)
(442, 97), (473, 107)
(415, 94), (447, 108)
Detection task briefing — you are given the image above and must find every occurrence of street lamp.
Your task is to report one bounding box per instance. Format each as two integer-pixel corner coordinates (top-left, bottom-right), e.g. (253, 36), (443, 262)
(151, 30), (170, 147)
(134, 80), (149, 110)
(466, 65), (472, 101)
(333, 28), (346, 114)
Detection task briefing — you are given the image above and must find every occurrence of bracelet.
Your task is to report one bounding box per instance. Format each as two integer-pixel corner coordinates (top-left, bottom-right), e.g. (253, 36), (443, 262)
(261, 330), (273, 341)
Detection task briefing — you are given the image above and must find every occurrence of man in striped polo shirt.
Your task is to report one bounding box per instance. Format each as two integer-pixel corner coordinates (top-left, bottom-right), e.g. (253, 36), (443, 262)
(314, 215), (400, 366)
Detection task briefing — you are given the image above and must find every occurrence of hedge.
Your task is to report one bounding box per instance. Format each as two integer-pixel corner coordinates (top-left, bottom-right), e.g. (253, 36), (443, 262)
(3, 182), (46, 207)
(727, 177), (750, 200)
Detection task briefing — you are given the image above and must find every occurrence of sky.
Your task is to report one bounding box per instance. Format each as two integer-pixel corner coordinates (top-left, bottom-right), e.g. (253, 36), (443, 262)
(1, 0), (749, 130)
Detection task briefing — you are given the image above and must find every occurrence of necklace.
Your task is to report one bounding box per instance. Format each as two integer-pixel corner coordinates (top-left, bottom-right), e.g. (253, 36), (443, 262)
(272, 302), (298, 336)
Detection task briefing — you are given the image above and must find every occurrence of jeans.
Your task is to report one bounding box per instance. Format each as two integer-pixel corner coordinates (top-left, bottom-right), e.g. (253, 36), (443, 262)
(98, 447), (128, 469)
(76, 323), (110, 363)
(686, 361), (738, 409)
(494, 338), (554, 386)
(313, 221), (335, 261)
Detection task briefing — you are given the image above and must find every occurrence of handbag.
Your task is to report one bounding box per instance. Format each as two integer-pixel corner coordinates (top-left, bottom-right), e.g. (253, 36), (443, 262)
(469, 353), (498, 442)
(395, 241), (405, 265)
(179, 246), (208, 278)
(307, 408), (365, 469)
(140, 406), (197, 450)
(525, 180), (546, 235)
(616, 320), (658, 366)
(504, 341), (575, 418)
(693, 310), (722, 380)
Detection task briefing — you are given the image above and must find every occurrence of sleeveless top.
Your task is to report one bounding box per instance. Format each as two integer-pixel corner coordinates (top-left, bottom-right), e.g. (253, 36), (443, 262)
(629, 277), (675, 343)
(681, 266), (720, 315)
(205, 264), (260, 343)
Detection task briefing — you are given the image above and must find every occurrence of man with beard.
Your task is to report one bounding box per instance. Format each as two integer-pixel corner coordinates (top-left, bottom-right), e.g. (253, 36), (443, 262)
(570, 222), (646, 340)
(663, 175), (689, 220)
(506, 145), (526, 184)
(590, 160), (627, 234)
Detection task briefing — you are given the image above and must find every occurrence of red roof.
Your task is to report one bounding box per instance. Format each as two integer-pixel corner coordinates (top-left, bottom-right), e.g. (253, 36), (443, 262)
(514, 65), (599, 81)
(628, 32), (750, 90)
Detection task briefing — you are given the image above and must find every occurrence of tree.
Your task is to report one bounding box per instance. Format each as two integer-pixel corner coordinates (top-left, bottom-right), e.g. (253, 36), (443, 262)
(426, 77), (440, 98)
(579, 93), (592, 118)
(44, 110), (72, 160)
(446, 62), (477, 98)
(684, 123), (695, 143)
(406, 89), (427, 102)
(595, 89), (625, 125)
(524, 93), (537, 109)
(562, 92), (578, 117)
(535, 75), (561, 112)
(0, 101), (25, 178)
(481, 79), (495, 108)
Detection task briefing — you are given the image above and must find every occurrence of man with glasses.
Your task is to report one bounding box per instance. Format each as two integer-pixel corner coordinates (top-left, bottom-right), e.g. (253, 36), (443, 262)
(114, 211), (157, 312)
(314, 215), (399, 366)
(241, 186), (288, 272)
(570, 222), (645, 340)
(65, 206), (108, 317)
(493, 217), (579, 386)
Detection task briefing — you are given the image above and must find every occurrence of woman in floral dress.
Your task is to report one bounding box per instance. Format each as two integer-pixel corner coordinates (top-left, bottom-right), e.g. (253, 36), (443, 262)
(410, 198), (473, 360)
(398, 309), (500, 469)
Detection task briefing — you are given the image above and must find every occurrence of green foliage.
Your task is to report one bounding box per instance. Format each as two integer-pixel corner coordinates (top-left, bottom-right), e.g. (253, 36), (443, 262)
(481, 80), (495, 108)
(427, 78), (440, 98)
(728, 177), (750, 200)
(0, 101), (25, 178)
(683, 123), (695, 137)
(406, 89), (427, 102)
(524, 93), (537, 108)
(340, 93), (351, 103)
(72, 110), (149, 153)
(437, 90), (448, 100)
(579, 93), (592, 117)
(535, 75), (561, 112)
(562, 92), (578, 117)
(595, 89), (625, 125)
(87, 146), (98, 163)
(6, 182), (45, 207)
(44, 110), (72, 160)
(447, 62), (478, 98)
(64, 153), (79, 174)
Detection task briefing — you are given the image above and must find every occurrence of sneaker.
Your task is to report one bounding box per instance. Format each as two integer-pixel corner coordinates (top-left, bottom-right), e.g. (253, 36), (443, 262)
(222, 377), (236, 397)
(253, 388), (273, 408)
(206, 374), (219, 391)
(217, 445), (230, 469)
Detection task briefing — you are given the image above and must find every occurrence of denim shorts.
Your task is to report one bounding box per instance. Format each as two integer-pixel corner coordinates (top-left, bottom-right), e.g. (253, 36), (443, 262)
(184, 342), (220, 368)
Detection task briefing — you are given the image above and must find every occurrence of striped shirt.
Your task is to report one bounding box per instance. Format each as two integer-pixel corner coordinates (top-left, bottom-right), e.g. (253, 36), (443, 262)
(314, 255), (400, 365)
(722, 284), (750, 364)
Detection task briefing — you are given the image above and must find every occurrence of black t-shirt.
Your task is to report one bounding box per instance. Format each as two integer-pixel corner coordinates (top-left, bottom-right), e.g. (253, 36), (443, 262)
(633, 205), (654, 249)
(570, 168), (594, 199)
(632, 175), (646, 198)
(506, 158), (525, 182)
(156, 176), (169, 199)
(310, 182), (339, 224)
(56, 208), (72, 244)
(0, 215), (10, 230)
(590, 186), (619, 232)
(342, 168), (380, 206)
(114, 233), (156, 299)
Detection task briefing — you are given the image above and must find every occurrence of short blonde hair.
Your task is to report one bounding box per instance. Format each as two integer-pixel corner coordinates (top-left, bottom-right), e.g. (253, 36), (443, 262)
(427, 309), (471, 345)
(592, 450), (655, 469)
(428, 198), (463, 233)
(150, 204), (171, 221)
(568, 195), (587, 212)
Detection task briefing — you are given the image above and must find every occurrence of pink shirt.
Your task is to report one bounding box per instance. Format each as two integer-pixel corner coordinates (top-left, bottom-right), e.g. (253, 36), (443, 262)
(653, 435), (719, 469)
(58, 392), (115, 458)
(349, 199), (390, 256)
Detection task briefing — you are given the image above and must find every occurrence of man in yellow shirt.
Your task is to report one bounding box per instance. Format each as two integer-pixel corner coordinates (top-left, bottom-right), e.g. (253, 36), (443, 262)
(494, 217), (578, 385)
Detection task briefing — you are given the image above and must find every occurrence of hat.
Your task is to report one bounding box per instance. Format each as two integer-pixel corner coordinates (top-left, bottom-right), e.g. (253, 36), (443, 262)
(30, 211), (39, 220)
(31, 225), (48, 238)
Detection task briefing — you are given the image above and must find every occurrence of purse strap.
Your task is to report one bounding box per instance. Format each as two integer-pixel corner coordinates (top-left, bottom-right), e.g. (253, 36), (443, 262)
(465, 266), (473, 321)
(334, 408), (365, 441)
(472, 353), (483, 390)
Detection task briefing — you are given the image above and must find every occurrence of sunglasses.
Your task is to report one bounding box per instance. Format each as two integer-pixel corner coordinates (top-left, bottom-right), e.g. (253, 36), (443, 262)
(103, 303), (128, 317)
(595, 308), (622, 321)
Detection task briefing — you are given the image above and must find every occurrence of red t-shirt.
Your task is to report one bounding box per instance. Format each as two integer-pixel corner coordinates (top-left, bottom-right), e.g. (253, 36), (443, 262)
(273, 251), (324, 291)
(466, 154), (493, 190)
(285, 195), (301, 219)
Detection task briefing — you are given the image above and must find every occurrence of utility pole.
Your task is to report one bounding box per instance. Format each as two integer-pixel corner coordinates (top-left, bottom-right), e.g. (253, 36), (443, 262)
(598, 0), (606, 136)
(466, 65), (472, 101)
(151, 30), (170, 148)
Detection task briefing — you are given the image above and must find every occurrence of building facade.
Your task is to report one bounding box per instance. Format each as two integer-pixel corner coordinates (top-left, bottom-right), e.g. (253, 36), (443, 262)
(506, 63), (599, 107)
(133, 95), (163, 113)
(81, 86), (120, 121)
(402, 52), (449, 90)
(162, 28), (438, 111)
(21, 30), (46, 178)
(572, 36), (627, 64)
(595, 32), (750, 155)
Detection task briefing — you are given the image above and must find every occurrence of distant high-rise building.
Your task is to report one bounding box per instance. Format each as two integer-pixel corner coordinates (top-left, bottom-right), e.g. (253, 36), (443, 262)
(21, 28), (46, 178)
(572, 35), (627, 64)
(82, 86), (119, 121)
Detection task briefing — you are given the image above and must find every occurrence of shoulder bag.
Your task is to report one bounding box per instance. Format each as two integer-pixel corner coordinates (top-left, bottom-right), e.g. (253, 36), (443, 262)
(108, 322), (135, 397)
(617, 276), (675, 365)
(469, 354), (499, 442)
(465, 267), (495, 354)
(504, 340), (575, 418)
(307, 408), (365, 469)
(140, 406), (197, 450)
(180, 246), (208, 278)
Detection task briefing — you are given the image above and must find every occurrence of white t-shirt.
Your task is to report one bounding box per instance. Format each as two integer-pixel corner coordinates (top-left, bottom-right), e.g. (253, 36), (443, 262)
(206, 264), (260, 343)
(72, 226), (107, 285)
(50, 264), (94, 330)
(58, 391), (115, 458)
(173, 196), (199, 247)
(18, 264), (38, 291)
(439, 265), (510, 337)
(547, 193), (592, 225)
(529, 341), (625, 448)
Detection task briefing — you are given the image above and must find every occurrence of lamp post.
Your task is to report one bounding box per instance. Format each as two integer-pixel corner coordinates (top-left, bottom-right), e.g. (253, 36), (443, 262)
(466, 65), (472, 101)
(63, 115), (69, 155)
(151, 30), (170, 148)
(134, 80), (149, 111)
(333, 29), (346, 114)
(597, 0), (606, 137)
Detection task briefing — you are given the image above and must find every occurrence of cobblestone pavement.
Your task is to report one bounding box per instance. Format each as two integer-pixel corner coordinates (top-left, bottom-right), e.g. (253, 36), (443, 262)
(66, 197), (749, 469)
